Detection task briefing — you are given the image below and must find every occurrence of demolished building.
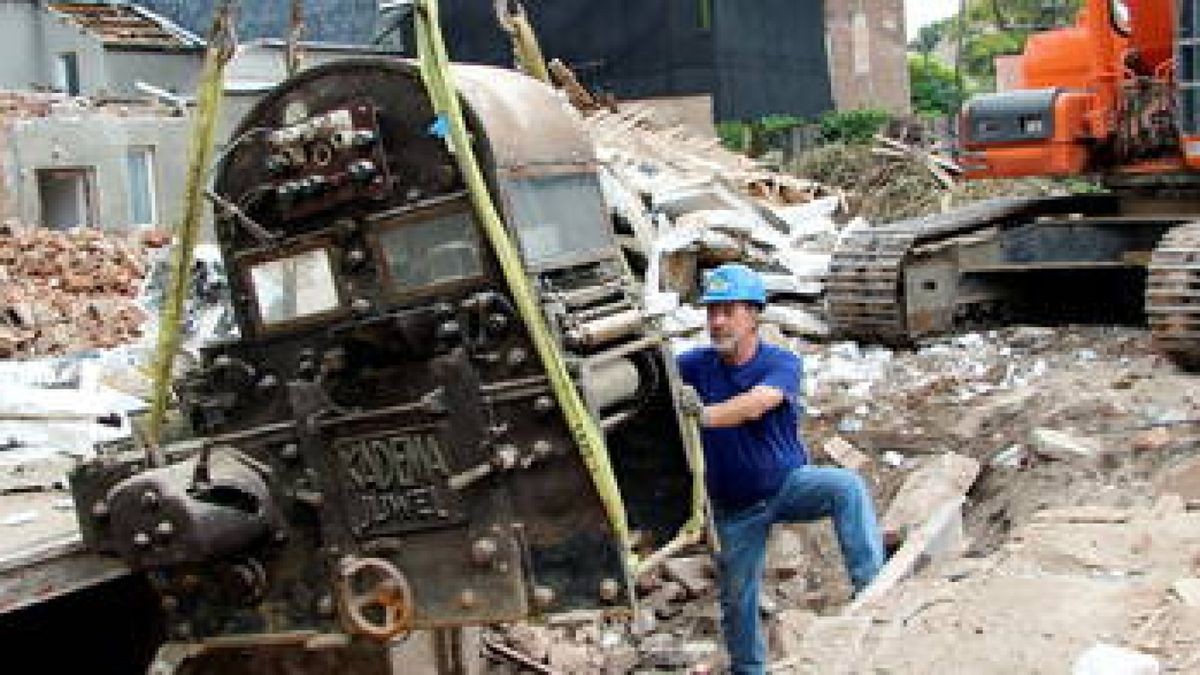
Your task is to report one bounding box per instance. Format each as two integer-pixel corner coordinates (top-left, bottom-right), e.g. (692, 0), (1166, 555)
(0, 1), (201, 232)
(0, 1), (204, 97)
(0, 91), (190, 231)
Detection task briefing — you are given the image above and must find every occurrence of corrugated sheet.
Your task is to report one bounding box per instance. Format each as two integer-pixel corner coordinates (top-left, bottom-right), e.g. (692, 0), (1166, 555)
(49, 2), (203, 49)
(132, 0), (379, 44)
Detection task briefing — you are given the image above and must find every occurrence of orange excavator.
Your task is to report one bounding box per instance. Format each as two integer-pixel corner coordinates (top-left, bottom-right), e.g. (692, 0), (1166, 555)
(830, 0), (1200, 366)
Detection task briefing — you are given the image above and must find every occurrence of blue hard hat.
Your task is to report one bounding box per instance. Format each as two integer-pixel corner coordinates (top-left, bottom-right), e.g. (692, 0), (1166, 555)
(699, 263), (766, 307)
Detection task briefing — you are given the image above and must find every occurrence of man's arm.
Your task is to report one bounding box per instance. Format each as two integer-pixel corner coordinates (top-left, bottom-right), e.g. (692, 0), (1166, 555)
(700, 385), (784, 428)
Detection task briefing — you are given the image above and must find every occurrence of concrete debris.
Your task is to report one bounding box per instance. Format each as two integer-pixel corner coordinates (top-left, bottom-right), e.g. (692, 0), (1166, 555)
(760, 305), (829, 340)
(821, 436), (871, 471)
(484, 322), (1197, 673)
(1072, 643), (1161, 675)
(1156, 455), (1200, 502)
(768, 615), (871, 674)
(503, 624), (551, 663)
(583, 105), (842, 344)
(0, 223), (151, 358)
(766, 526), (808, 580)
(1031, 506), (1132, 525)
(0, 231), (232, 492)
(767, 609), (816, 660)
(661, 555), (716, 599)
(1170, 578), (1200, 607)
(850, 497), (966, 614)
(882, 453), (980, 545)
(989, 444), (1030, 469)
(0, 359), (144, 491)
(1031, 428), (1108, 461)
(1131, 427), (1173, 452)
(0, 510), (38, 526)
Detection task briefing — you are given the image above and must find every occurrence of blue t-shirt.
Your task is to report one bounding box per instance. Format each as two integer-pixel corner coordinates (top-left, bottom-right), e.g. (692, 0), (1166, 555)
(677, 342), (806, 511)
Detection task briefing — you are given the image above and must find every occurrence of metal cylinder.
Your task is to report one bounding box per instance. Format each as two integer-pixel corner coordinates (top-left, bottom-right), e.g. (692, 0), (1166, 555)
(580, 357), (641, 413)
(552, 283), (623, 309)
(568, 308), (644, 349)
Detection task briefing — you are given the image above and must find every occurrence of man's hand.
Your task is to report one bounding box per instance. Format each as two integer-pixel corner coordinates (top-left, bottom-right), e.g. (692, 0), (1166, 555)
(677, 385), (706, 421)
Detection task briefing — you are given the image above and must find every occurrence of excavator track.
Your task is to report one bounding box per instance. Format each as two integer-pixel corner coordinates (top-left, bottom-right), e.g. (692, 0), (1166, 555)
(828, 196), (1084, 343)
(831, 194), (1200, 367)
(1147, 222), (1200, 366)
(827, 226), (918, 343)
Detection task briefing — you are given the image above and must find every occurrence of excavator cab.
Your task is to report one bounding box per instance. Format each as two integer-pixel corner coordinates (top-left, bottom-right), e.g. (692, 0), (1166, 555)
(959, 0), (1184, 178)
(70, 58), (694, 672)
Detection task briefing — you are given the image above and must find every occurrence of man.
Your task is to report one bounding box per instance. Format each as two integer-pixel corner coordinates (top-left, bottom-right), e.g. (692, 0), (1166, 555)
(676, 263), (884, 675)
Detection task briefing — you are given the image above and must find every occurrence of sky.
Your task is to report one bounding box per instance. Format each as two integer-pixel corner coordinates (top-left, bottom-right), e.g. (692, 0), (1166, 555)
(906, 0), (961, 41)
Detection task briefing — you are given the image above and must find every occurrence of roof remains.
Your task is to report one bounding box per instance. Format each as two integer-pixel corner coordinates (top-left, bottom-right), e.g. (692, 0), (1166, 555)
(49, 2), (204, 50)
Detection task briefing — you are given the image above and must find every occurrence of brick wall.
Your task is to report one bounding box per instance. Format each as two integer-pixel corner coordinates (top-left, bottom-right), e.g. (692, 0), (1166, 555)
(823, 0), (911, 114)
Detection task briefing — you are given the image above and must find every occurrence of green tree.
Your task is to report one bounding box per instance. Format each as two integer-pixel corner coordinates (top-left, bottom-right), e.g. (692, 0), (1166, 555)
(909, 54), (960, 117)
(908, 0), (1085, 91)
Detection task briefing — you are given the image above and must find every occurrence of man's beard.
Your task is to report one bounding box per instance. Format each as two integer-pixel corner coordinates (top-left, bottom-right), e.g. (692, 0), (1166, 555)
(711, 332), (737, 356)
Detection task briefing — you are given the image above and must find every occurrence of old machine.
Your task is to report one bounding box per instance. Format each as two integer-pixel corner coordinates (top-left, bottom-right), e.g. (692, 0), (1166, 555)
(66, 52), (695, 673)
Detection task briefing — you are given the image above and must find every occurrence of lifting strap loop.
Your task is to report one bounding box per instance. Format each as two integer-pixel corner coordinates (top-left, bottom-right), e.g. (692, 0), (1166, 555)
(412, 0), (635, 569)
(146, 4), (235, 448)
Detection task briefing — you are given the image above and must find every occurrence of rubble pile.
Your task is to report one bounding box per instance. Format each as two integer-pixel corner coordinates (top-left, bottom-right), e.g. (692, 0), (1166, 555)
(0, 223), (152, 357)
(582, 105), (847, 341)
(0, 90), (180, 120)
(793, 139), (1067, 223)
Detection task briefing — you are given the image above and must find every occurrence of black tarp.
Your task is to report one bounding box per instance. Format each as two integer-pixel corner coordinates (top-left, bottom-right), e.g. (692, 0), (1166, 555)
(711, 1), (834, 121)
(136, 0), (378, 44)
(437, 0), (833, 121)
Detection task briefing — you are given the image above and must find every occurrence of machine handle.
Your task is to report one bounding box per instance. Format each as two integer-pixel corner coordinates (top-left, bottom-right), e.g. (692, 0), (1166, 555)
(336, 556), (414, 640)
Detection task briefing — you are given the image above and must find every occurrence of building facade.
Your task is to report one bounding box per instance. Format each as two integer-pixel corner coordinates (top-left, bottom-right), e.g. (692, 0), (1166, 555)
(823, 0), (910, 114)
(0, 93), (190, 232)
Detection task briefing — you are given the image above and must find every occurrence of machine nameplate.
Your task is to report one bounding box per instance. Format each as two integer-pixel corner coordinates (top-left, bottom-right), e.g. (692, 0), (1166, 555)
(334, 429), (464, 536)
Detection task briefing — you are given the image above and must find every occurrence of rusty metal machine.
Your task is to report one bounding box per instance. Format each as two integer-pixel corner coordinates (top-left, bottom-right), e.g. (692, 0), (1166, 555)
(69, 58), (691, 672)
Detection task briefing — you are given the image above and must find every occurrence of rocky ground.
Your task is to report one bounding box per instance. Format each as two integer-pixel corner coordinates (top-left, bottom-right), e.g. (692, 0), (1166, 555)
(481, 324), (1200, 674)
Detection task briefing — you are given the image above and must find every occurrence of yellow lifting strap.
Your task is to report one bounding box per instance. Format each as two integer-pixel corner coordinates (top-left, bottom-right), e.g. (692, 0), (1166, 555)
(412, 0), (635, 567)
(494, 0), (551, 84)
(146, 6), (235, 447)
(635, 415), (708, 576)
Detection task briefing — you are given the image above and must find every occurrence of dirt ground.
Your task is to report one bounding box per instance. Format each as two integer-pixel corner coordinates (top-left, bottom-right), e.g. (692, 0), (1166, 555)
(482, 324), (1200, 673)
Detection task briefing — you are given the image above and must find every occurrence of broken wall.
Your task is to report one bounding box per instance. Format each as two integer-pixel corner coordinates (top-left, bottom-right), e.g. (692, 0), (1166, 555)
(0, 95), (190, 233)
(103, 49), (202, 97)
(824, 0), (911, 114)
(0, 4), (203, 98)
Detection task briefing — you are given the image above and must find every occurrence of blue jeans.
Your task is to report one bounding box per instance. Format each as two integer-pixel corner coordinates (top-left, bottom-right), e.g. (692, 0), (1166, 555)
(713, 466), (884, 675)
